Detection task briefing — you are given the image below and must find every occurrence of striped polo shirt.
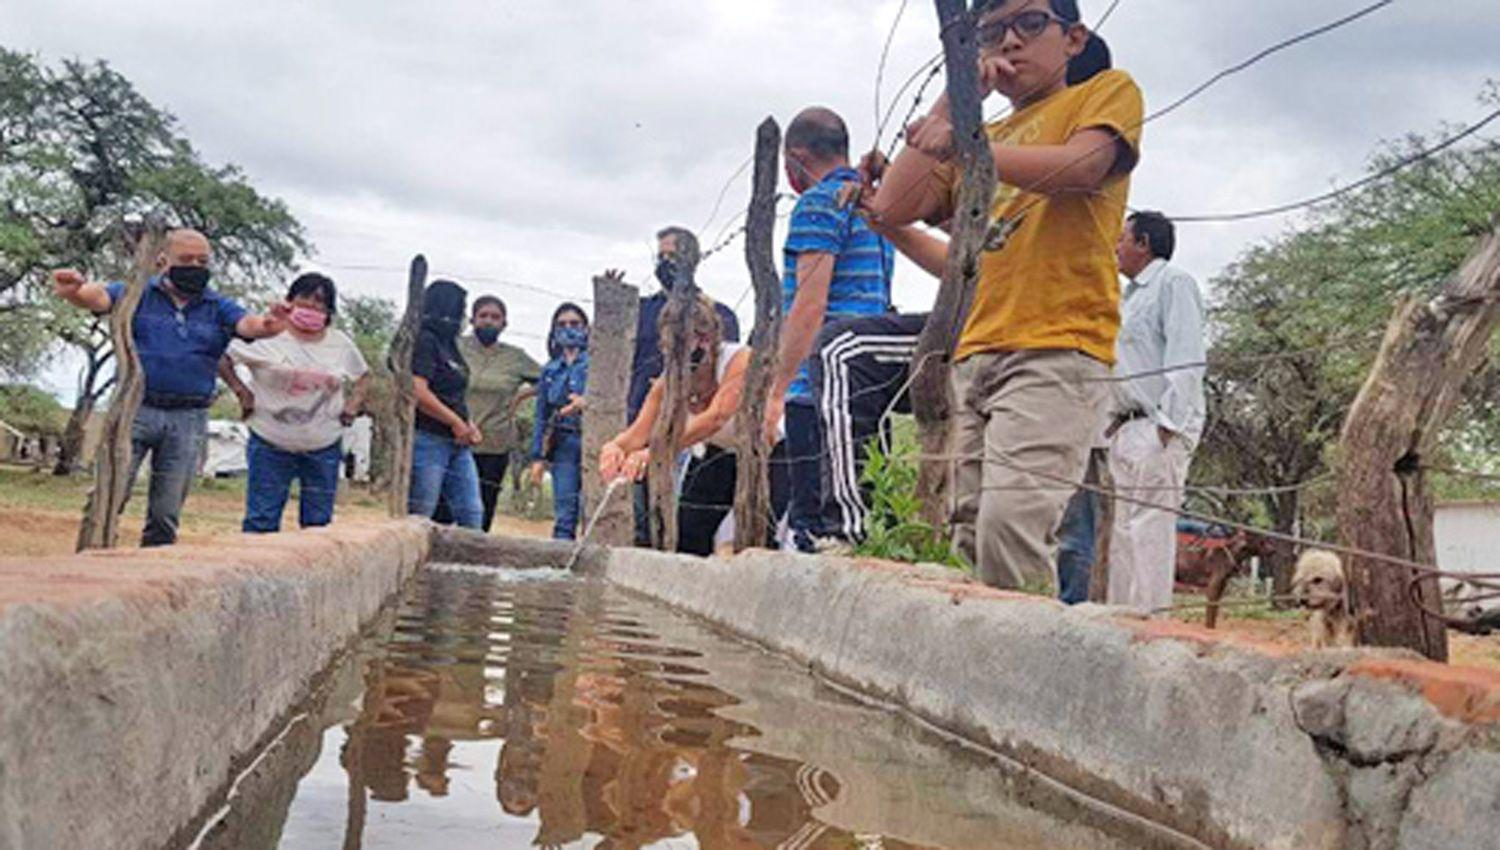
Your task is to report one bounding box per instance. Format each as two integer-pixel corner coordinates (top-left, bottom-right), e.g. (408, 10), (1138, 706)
(782, 165), (895, 403)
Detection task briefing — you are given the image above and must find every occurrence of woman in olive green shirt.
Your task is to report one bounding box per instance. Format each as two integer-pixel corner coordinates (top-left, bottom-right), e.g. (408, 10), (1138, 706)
(458, 296), (541, 532)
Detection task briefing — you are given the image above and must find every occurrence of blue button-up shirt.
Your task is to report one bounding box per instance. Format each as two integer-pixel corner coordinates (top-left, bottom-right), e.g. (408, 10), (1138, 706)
(532, 353), (589, 460)
(782, 166), (895, 403)
(104, 278), (248, 402)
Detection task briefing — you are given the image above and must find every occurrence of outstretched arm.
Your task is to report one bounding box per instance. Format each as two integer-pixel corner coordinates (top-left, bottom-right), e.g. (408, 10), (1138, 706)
(235, 302), (292, 339)
(51, 269), (113, 313)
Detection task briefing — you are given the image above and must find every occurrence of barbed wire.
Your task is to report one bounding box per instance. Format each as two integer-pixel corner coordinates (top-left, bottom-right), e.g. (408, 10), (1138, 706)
(1172, 107), (1500, 224)
(1092, 0), (1127, 31)
(1150, 0), (1395, 135)
(319, 261), (596, 306)
(968, 0), (1402, 246)
(700, 195), (794, 263)
(873, 0), (915, 138)
(1422, 463), (1500, 485)
(882, 63), (945, 163)
(699, 152), (757, 237)
(957, 445), (1441, 577)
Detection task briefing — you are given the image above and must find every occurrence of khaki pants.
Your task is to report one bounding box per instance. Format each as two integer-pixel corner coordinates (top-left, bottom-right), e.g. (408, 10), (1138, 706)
(950, 350), (1109, 590)
(1106, 418), (1192, 613)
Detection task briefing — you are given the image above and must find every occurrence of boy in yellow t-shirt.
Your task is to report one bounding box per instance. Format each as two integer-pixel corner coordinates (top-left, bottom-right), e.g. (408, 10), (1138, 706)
(869, 0), (1143, 590)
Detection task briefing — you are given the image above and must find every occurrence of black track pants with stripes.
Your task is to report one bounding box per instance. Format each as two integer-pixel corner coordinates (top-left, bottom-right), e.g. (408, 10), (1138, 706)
(808, 312), (930, 542)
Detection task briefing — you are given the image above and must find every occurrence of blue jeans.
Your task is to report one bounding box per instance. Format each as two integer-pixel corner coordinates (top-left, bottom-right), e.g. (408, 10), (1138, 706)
(785, 402), (823, 540)
(128, 405), (208, 547)
(243, 433), (342, 533)
(549, 429), (583, 540)
(408, 429), (483, 529)
(1056, 486), (1098, 605)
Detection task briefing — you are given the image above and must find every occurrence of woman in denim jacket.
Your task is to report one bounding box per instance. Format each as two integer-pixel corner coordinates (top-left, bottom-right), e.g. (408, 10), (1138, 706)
(529, 302), (590, 539)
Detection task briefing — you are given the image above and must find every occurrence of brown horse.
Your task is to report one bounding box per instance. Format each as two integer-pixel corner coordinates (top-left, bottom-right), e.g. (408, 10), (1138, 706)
(1175, 522), (1275, 628)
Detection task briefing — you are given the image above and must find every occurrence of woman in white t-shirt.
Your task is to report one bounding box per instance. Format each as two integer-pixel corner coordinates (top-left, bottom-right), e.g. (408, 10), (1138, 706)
(220, 273), (369, 533)
(599, 294), (788, 556)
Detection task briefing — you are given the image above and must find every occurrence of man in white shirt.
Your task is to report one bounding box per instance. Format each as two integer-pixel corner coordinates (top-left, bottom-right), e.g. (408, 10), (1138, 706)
(1105, 211), (1207, 613)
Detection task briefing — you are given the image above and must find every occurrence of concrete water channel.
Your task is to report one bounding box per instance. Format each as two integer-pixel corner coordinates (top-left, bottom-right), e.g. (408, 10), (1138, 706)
(3, 520), (1498, 850)
(191, 565), (1150, 850)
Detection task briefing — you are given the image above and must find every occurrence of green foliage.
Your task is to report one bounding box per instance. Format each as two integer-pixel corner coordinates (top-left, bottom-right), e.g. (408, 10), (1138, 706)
(341, 294), (399, 484)
(0, 48), (307, 381)
(341, 294), (399, 361)
(1197, 83), (1500, 560)
(0, 383), (67, 435)
(854, 419), (966, 569)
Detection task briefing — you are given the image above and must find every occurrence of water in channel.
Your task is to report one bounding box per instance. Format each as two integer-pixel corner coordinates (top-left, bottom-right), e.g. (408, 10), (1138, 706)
(192, 564), (1161, 850)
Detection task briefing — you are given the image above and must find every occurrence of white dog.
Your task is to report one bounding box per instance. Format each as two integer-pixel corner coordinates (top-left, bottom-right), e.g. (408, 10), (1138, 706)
(1291, 550), (1356, 648)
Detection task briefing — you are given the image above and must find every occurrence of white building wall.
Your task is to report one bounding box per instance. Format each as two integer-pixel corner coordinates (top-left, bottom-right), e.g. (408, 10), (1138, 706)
(1434, 502), (1500, 577)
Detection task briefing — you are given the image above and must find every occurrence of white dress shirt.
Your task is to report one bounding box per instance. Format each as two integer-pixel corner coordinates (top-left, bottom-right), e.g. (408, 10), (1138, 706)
(1110, 258), (1208, 448)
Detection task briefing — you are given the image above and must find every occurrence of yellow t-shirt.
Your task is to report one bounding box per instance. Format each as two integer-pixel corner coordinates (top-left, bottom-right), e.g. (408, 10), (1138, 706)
(939, 69), (1144, 365)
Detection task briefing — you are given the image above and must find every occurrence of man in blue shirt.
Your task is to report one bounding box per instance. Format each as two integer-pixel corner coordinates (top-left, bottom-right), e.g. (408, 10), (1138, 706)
(52, 228), (289, 546)
(764, 107), (895, 553)
(626, 226), (740, 546)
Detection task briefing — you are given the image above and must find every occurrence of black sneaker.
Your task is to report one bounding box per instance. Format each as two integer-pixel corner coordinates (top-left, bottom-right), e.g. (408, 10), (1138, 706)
(792, 529), (818, 554)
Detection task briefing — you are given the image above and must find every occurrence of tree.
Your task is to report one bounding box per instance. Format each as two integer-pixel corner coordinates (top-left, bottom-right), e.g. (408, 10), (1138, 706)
(341, 294), (399, 488)
(0, 49), (308, 473)
(1197, 87), (1500, 592)
(0, 383), (67, 435)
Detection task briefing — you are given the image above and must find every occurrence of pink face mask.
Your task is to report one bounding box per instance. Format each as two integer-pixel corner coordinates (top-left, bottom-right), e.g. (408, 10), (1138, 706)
(289, 306), (326, 332)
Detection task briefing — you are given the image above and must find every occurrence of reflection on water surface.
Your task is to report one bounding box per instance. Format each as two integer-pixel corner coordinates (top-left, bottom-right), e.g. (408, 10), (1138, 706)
(194, 565), (1151, 850)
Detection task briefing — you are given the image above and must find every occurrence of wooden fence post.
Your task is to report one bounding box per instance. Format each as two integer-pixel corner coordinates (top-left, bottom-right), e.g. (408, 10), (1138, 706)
(386, 255), (426, 518)
(1087, 450), (1114, 604)
(646, 260), (700, 552)
(734, 118), (784, 552)
(1337, 219), (1500, 661)
(911, 0), (998, 530)
(581, 272), (640, 548)
(76, 224), (165, 552)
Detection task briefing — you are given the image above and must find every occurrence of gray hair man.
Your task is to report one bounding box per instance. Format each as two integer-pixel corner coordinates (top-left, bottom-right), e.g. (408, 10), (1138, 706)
(1104, 211), (1206, 613)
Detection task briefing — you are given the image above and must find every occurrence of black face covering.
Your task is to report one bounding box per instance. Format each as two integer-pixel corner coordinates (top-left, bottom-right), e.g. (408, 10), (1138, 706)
(167, 265), (211, 297)
(655, 257), (678, 290)
(474, 326), (500, 346)
(689, 345), (708, 371)
(421, 279), (468, 340)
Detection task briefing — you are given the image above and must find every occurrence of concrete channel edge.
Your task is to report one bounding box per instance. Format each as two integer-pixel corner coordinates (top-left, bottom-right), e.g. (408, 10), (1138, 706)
(0, 518), (430, 850)
(583, 540), (1500, 850)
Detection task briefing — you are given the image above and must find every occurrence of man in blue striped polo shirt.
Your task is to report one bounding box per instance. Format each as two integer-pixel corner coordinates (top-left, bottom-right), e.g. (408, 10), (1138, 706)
(764, 107), (895, 553)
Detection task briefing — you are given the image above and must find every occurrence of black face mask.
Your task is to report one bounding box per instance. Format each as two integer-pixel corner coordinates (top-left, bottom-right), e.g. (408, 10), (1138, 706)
(474, 326), (500, 346)
(655, 258), (678, 290)
(689, 346), (708, 371)
(167, 265), (211, 296)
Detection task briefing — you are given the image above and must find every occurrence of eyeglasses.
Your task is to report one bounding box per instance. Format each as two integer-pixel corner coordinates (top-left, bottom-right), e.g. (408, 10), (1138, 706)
(976, 9), (1071, 49)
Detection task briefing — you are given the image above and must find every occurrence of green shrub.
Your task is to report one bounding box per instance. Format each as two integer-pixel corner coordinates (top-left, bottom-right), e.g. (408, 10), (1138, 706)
(854, 425), (967, 570)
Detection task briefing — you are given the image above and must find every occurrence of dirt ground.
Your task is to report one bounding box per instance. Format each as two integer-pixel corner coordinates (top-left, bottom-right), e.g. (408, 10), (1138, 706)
(0, 463), (550, 559)
(1169, 598), (1500, 671)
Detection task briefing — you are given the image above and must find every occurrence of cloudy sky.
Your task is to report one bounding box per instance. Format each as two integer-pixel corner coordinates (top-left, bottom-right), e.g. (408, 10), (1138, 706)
(5, 0), (1497, 398)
